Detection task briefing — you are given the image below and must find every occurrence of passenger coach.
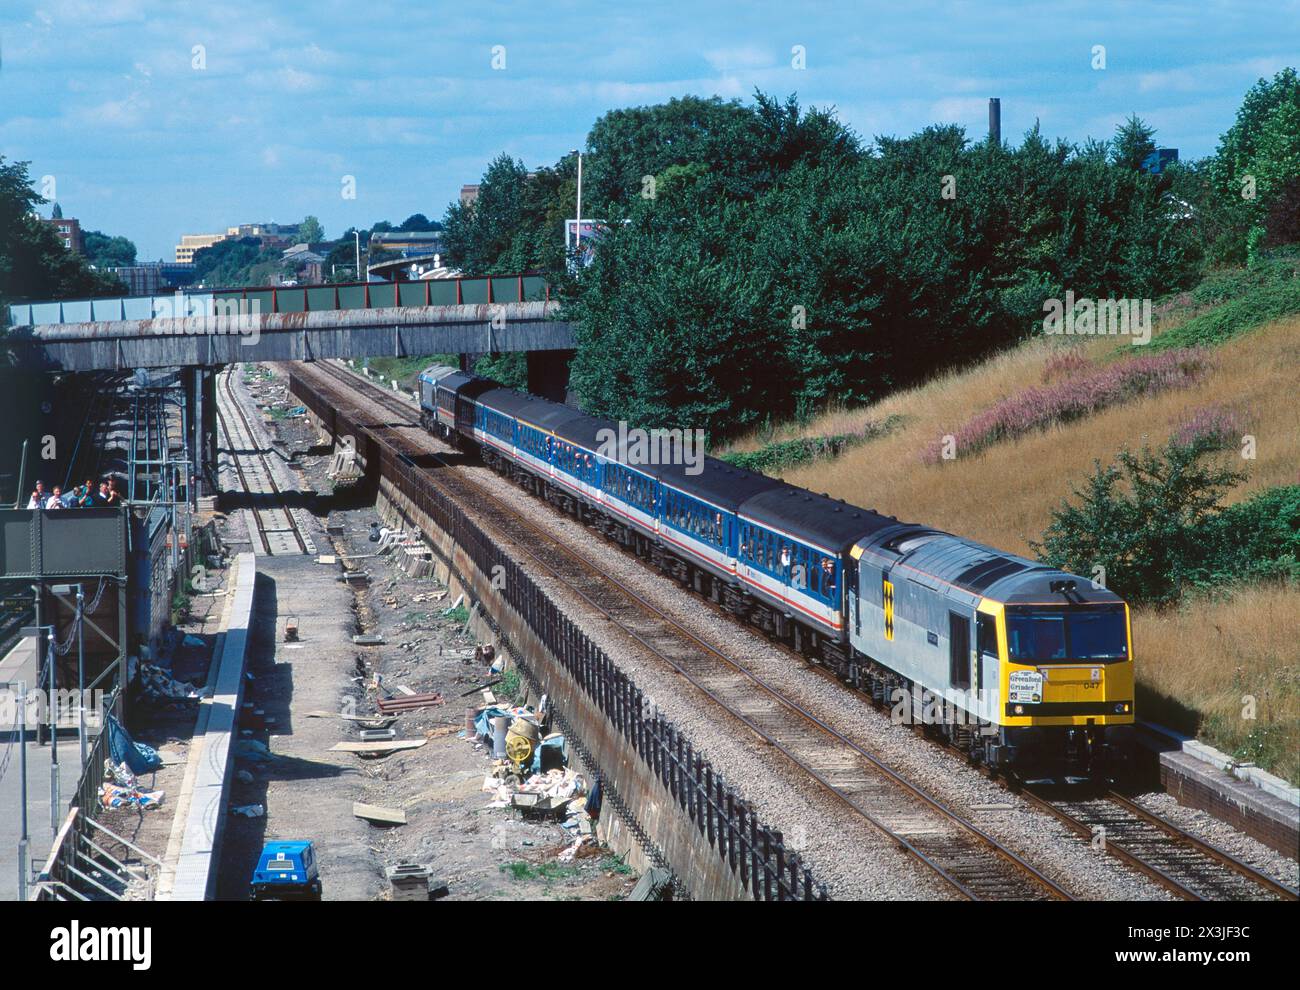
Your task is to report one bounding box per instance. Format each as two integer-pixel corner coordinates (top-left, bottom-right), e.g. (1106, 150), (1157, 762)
(417, 365), (1136, 778)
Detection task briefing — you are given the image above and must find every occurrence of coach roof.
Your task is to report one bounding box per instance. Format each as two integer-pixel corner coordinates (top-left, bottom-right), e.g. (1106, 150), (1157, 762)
(739, 485), (896, 552)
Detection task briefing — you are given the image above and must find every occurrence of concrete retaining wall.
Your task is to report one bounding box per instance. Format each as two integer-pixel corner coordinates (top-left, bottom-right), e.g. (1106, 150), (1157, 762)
(164, 552), (256, 900)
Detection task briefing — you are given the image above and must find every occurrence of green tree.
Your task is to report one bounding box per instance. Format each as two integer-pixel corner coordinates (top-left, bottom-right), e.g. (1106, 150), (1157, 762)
(1205, 69), (1300, 257)
(298, 215), (325, 244)
(1034, 437), (1248, 606)
(82, 230), (137, 268)
(1, 156), (123, 313)
(1112, 114), (1158, 170)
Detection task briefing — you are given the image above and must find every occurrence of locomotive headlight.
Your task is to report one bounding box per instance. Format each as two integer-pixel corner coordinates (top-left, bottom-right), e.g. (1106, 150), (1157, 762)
(1114, 702), (1131, 714)
(1013, 705), (1025, 715)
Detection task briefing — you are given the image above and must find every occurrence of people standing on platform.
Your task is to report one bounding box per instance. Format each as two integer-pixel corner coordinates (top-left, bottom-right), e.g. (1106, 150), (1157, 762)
(26, 480), (47, 508)
(45, 487), (66, 509)
(71, 479), (96, 507)
(98, 480), (117, 506)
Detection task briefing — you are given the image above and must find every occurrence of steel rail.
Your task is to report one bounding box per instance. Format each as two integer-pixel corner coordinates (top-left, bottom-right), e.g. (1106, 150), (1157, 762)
(216, 367), (308, 555)
(295, 360), (1073, 902)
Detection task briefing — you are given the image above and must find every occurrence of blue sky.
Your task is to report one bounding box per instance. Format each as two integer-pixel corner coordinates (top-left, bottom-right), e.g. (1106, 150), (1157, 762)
(1, 0), (1296, 261)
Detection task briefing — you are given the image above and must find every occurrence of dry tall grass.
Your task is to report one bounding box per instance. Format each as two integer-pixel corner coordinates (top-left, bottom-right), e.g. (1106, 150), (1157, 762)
(1134, 584), (1300, 785)
(720, 314), (1300, 780)
(739, 316), (1300, 557)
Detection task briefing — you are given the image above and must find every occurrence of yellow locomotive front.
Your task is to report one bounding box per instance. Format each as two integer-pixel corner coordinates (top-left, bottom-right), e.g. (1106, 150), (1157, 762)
(991, 579), (1136, 777)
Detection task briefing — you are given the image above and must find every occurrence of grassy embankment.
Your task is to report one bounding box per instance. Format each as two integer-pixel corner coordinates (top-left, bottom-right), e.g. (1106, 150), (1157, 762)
(720, 261), (1300, 782)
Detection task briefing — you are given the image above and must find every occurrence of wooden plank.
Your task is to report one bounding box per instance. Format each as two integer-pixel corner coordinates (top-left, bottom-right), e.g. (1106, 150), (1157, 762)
(330, 739), (427, 754)
(353, 802), (407, 825)
(306, 710), (397, 724)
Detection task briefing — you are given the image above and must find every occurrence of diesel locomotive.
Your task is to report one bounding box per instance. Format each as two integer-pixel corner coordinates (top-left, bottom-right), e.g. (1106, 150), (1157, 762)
(418, 364), (1135, 777)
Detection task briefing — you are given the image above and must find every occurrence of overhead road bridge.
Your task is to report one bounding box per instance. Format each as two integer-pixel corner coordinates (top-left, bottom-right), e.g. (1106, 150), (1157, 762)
(4, 273), (574, 376)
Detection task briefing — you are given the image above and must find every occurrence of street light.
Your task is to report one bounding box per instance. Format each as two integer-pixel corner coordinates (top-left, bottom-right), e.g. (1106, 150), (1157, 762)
(572, 149), (584, 250)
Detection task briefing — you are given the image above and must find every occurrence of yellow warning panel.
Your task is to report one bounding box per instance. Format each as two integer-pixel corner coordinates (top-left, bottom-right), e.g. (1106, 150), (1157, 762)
(883, 578), (894, 641)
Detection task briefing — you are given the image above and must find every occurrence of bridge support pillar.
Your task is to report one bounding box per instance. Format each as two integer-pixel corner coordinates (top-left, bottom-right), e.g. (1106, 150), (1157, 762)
(188, 366), (218, 501)
(526, 349), (575, 405)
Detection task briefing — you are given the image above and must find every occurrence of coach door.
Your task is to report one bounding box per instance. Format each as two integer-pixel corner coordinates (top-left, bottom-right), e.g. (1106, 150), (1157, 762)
(948, 612), (971, 690)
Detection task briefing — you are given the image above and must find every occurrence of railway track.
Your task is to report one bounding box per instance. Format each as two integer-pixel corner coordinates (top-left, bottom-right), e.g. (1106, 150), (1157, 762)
(1018, 786), (1297, 901)
(293, 360), (1073, 901)
(216, 368), (314, 556)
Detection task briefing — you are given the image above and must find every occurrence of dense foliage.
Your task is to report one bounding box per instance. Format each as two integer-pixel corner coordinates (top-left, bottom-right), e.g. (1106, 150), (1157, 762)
(82, 230), (137, 268)
(440, 79), (1300, 439)
(0, 156), (124, 313)
(1034, 438), (1298, 606)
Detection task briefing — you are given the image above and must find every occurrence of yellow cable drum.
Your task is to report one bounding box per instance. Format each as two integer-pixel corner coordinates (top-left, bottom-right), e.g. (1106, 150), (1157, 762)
(505, 717), (540, 768)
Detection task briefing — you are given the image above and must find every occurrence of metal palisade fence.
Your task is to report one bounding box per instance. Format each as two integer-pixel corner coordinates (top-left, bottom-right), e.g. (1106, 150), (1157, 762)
(291, 371), (828, 902)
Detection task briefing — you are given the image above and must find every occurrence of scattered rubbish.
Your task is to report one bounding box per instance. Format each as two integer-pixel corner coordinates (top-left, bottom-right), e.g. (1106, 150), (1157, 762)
(182, 634), (205, 648)
(395, 685), (416, 697)
(130, 659), (209, 703)
(354, 802), (407, 826)
(232, 804), (266, 818)
(284, 615), (299, 642)
(558, 835), (596, 862)
(105, 714), (164, 774)
(459, 677), (501, 698)
(358, 727), (397, 742)
(485, 767), (589, 819)
(316, 554), (338, 565)
(99, 783), (164, 810)
(352, 633), (385, 646)
(234, 739), (277, 762)
(105, 760), (137, 788)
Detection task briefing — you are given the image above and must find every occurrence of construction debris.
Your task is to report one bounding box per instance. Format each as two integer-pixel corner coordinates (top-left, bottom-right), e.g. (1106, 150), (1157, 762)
(376, 691), (445, 714)
(354, 802), (407, 826)
(99, 783), (164, 810)
(331, 739), (427, 756)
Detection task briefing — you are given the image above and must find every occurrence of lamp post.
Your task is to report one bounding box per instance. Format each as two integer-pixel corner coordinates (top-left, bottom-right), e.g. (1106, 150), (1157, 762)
(574, 150), (584, 250)
(354, 230), (362, 282)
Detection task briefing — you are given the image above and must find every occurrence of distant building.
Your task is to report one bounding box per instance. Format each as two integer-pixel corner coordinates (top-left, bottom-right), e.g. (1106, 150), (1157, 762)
(227, 222), (301, 250)
(459, 185), (480, 208)
(175, 232), (227, 263)
(50, 215), (83, 254)
(1141, 148), (1179, 175)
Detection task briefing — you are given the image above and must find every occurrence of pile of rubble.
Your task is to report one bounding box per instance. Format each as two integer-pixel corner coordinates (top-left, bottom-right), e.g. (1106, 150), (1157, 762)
(467, 693), (603, 862)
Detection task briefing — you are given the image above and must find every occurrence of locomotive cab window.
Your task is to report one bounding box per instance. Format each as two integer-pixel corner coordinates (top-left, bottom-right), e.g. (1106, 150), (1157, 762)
(1006, 605), (1128, 663)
